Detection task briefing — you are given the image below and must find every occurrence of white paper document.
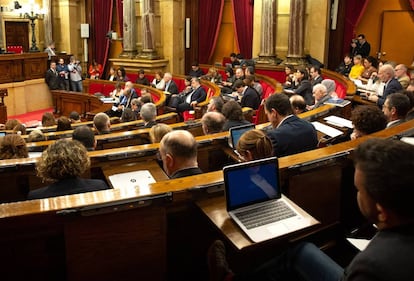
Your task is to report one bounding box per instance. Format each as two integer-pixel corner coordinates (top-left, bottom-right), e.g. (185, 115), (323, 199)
(108, 170), (156, 190)
(324, 115), (353, 129)
(347, 238), (371, 251)
(312, 121), (343, 138)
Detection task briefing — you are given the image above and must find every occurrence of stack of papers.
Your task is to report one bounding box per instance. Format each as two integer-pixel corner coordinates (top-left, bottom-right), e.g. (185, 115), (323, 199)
(324, 116), (353, 129)
(312, 121), (343, 138)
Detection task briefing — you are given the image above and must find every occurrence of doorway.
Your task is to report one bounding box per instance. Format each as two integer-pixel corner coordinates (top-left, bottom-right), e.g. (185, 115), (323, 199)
(5, 21), (29, 52)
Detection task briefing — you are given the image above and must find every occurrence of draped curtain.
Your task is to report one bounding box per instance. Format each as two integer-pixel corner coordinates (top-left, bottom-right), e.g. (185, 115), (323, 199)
(116, 0), (124, 38)
(410, 0), (414, 10)
(93, 0), (113, 70)
(198, 0), (224, 64)
(342, 0), (370, 56)
(231, 0), (254, 59)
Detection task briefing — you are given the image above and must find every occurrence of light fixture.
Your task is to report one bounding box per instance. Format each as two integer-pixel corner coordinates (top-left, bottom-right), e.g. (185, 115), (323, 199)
(21, 0), (44, 52)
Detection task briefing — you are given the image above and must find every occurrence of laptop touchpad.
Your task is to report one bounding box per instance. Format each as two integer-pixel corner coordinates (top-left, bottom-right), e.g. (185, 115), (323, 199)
(267, 223), (289, 235)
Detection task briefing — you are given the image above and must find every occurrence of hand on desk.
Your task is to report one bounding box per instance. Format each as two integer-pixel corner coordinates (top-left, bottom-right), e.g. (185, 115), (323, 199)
(368, 94), (379, 103)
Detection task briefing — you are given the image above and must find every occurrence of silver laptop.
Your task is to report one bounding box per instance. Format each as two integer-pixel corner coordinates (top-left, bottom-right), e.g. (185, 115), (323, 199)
(224, 157), (316, 243)
(228, 123), (255, 149)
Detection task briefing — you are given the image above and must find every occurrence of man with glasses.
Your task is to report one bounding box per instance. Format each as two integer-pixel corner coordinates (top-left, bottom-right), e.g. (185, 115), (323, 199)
(394, 64), (410, 89)
(382, 93), (410, 128)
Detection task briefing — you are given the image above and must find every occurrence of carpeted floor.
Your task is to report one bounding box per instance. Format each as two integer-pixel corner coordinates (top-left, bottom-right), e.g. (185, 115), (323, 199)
(7, 107), (54, 127)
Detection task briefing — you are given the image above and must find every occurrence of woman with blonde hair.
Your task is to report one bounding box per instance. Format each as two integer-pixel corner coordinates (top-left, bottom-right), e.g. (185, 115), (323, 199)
(149, 123), (172, 143)
(236, 129), (273, 161)
(0, 134), (28, 159)
(28, 139), (109, 200)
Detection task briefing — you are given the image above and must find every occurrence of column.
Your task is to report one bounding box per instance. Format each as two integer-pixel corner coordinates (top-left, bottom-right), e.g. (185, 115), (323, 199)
(120, 0), (137, 58)
(137, 0), (159, 59)
(257, 0), (277, 64)
(43, 0), (53, 47)
(284, 0), (307, 66)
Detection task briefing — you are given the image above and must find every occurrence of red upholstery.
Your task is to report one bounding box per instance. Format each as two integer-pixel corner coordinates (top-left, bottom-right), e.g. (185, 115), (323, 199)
(222, 57), (232, 67)
(89, 83), (104, 95)
(128, 73), (139, 83)
(256, 69), (285, 83)
(334, 81), (347, 99)
(102, 84), (115, 97)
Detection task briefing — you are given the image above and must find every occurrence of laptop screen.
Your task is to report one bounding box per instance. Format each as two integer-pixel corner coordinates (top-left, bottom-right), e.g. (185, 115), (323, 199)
(224, 157), (280, 211)
(229, 124), (255, 148)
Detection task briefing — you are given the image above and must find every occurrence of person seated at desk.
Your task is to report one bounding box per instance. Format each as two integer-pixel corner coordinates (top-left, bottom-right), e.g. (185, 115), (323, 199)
(188, 61), (204, 78)
(358, 56), (378, 83)
(367, 64), (403, 107)
(289, 95), (307, 115)
(56, 116), (72, 131)
(207, 96), (225, 113)
(41, 112), (56, 127)
(107, 66), (116, 81)
(149, 123), (172, 143)
(350, 105), (387, 140)
(72, 125), (96, 151)
(222, 100), (252, 131)
(140, 103), (157, 128)
(0, 134), (28, 160)
(27, 129), (46, 142)
(28, 139), (109, 200)
(335, 53), (353, 77)
(88, 60), (103, 79)
(309, 66), (323, 87)
(209, 138), (414, 281)
(395, 64), (410, 89)
(135, 69), (150, 86)
(167, 77), (206, 113)
(120, 108), (136, 122)
(93, 112), (111, 134)
(233, 80), (261, 110)
(348, 55), (365, 80)
(382, 93), (411, 128)
(285, 68), (313, 106)
(201, 66), (222, 85)
(402, 90), (414, 120)
(116, 66), (129, 82)
(236, 129), (273, 161)
(201, 112), (226, 135)
(264, 93), (317, 157)
(151, 71), (165, 90)
(306, 84), (330, 110)
(69, 111), (81, 123)
(158, 130), (203, 178)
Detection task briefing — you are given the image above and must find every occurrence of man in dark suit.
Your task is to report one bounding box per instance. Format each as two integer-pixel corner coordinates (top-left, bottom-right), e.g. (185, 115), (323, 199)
(158, 130), (202, 179)
(309, 66), (323, 86)
(368, 64), (403, 107)
(382, 93), (410, 128)
(264, 93), (318, 157)
(28, 139), (109, 200)
(45, 61), (60, 90)
(176, 77), (207, 113)
(350, 34), (371, 58)
(140, 103), (158, 128)
(233, 80), (260, 110)
(163, 72), (179, 95)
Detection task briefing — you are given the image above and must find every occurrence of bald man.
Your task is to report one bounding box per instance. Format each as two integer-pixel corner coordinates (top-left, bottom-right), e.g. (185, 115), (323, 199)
(201, 112), (226, 134)
(368, 64), (403, 107)
(159, 130), (202, 178)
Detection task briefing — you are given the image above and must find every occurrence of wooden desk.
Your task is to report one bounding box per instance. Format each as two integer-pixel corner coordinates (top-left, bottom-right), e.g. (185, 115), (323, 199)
(0, 52), (48, 83)
(196, 196), (319, 250)
(352, 95), (377, 106)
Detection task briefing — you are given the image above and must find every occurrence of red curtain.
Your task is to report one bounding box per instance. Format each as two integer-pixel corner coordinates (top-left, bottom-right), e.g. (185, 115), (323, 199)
(93, 0), (113, 71)
(342, 0), (370, 56)
(116, 0), (124, 38)
(198, 0), (225, 64)
(231, 0), (254, 59)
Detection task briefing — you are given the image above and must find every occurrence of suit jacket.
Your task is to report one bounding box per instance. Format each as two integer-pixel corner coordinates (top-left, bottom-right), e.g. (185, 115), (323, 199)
(144, 120), (157, 128)
(170, 167), (203, 179)
(241, 87), (260, 110)
(165, 80), (179, 95)
(311, 75), (323, 86)
(45, 68), (60, 90)
(377, 78), (403, 107)
(294, 80), (313, 105)
(28, 177), (110, 200)
(190, 85), (207, 104)
(266, 115), (318, 157)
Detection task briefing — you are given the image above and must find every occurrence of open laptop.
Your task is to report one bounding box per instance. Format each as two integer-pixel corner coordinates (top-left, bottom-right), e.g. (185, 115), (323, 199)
(224, 157), (317, 243)
(228, 123), (255, 149)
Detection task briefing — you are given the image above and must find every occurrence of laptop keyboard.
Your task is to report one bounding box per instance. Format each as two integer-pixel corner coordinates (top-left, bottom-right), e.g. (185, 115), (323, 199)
(235, 200), (297, 229)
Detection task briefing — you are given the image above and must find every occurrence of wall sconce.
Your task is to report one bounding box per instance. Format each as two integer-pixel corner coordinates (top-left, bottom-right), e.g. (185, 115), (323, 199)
(21, 1), (44, 52)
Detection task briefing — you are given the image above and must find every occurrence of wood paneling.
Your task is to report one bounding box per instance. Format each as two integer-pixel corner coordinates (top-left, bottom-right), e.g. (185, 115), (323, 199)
(5, 21), (29, 52)
(0, 53), (47, 83)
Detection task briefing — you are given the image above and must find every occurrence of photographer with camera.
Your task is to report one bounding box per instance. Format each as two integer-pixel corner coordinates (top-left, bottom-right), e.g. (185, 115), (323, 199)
(67, 55), (83, 92)
(350, 34), (371, 58)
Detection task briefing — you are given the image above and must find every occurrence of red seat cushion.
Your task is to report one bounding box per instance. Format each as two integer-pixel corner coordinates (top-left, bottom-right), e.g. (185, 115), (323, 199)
(89, 83), (104, 95)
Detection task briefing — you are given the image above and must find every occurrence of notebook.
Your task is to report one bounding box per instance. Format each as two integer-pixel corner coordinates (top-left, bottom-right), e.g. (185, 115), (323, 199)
(228, 123), (255, 149)
(108, 170), (156, 190)
(224, 157), (316, 243)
